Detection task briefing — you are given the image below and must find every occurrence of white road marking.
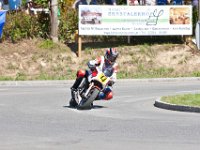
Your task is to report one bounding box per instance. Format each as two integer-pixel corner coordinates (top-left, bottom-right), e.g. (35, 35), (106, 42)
(175, 90), (200, 94)
(0, 89), (8, 91)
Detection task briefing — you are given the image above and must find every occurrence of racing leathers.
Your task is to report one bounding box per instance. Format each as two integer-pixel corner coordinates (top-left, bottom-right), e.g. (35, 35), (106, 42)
(71, 55), (118, 101)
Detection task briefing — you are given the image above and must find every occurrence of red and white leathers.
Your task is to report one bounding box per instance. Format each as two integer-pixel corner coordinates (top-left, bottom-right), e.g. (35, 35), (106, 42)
(70, 48), (118, 107)
(87, 56), (118, 100)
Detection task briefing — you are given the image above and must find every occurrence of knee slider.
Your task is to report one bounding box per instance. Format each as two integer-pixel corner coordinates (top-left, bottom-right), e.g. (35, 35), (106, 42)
(105, 91), (113, 100)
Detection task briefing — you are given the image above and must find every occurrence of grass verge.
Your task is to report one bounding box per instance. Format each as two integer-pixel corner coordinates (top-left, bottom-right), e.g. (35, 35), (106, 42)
(161, 93), (200, 107)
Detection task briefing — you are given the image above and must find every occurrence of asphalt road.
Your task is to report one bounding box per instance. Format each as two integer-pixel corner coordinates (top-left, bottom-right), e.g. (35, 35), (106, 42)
(0, 79), (200, 150)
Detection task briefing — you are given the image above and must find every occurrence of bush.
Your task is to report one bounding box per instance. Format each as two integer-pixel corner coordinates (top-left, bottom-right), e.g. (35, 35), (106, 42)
(58, 6), (78, 42)
(2, 11), (50, 43)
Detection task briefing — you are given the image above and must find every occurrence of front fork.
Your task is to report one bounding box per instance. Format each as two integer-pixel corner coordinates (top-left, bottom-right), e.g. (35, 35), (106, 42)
(74, 82), (97, 104)
(83, 82), (94, 98)
(73, 90), (82, 104)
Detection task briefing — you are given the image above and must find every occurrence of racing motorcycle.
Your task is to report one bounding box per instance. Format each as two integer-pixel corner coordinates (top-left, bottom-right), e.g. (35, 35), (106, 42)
(70, 67), (113, 109)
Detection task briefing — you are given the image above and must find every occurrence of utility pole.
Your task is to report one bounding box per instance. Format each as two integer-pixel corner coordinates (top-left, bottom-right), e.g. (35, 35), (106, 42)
(199, 0), (200, 20)
(50, 0), (58, 42)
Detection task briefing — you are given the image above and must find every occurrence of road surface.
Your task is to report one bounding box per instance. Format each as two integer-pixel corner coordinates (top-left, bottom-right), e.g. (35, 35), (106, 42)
(0, 79), (200, 150)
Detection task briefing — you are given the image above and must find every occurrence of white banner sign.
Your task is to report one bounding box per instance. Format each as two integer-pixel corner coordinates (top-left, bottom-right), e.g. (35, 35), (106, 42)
(78, 5), (192, 36)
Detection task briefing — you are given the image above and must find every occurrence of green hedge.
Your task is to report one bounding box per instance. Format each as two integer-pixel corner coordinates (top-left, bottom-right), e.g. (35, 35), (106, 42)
(58, 6), (78, 42)
(2, 4), (78, 43)
(2, 11), (50, 43)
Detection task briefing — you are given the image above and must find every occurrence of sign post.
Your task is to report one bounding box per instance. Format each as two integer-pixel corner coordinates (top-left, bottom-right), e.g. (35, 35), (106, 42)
(78, 36), (82, 57)
(195, 0), (200, 50)
(199, 0), (200, 20)
(196, 21), (200, 49)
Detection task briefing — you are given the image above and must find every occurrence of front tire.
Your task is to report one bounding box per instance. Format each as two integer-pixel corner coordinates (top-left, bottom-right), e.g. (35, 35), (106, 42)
(78, 88), (100, 109)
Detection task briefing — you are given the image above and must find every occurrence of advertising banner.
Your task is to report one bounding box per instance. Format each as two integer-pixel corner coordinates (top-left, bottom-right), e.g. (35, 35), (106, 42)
(0, 10), (7, 38)
(78, 5), (192, 36)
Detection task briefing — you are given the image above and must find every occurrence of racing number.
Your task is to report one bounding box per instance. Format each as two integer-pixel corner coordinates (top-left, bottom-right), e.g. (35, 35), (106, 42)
(100, 74), (107, 82)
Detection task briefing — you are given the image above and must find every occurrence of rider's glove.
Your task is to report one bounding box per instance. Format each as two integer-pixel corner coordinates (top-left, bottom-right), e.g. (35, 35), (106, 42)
(108, 80), (115, 86)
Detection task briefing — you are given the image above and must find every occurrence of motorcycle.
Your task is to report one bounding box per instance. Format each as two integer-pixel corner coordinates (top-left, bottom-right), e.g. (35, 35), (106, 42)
(70, 67), (113, 109)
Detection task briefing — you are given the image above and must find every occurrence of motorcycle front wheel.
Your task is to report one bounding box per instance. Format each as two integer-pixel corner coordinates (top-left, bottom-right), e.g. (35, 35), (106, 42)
(78, 88), (100, 109)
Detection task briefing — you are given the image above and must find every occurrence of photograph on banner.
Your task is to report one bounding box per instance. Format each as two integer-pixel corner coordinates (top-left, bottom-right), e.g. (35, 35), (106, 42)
(127, 0), (140, 5)
(80, 7), (102, 24)
(78, 5), (192, 36)
(169, 7), (190, 24)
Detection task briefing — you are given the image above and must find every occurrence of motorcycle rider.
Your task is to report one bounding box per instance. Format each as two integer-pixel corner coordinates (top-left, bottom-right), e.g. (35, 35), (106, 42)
(69, 48), (119, 107)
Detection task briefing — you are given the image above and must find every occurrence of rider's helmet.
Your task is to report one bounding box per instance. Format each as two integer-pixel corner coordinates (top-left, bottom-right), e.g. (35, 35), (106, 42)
(104, 48), (119, 65)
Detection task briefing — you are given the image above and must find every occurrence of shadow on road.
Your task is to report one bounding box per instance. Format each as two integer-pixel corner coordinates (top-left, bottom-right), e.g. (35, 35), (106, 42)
(63, 105), (106, 110)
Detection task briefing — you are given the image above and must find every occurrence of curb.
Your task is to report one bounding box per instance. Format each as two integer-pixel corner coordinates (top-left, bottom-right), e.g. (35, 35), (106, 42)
(154, 97), (200, 113)
(0, 80), (74, 86)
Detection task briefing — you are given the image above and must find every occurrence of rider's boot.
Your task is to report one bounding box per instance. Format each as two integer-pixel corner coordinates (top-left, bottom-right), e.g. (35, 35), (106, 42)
(69, 88), (78, 107)
(69, 77), (83, 107)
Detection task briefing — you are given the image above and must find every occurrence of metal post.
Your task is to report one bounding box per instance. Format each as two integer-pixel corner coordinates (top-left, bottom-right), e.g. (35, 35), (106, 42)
(78, 36), (82, 57)
(196, 0), (200, 50)
(199, 0), (200, 20)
